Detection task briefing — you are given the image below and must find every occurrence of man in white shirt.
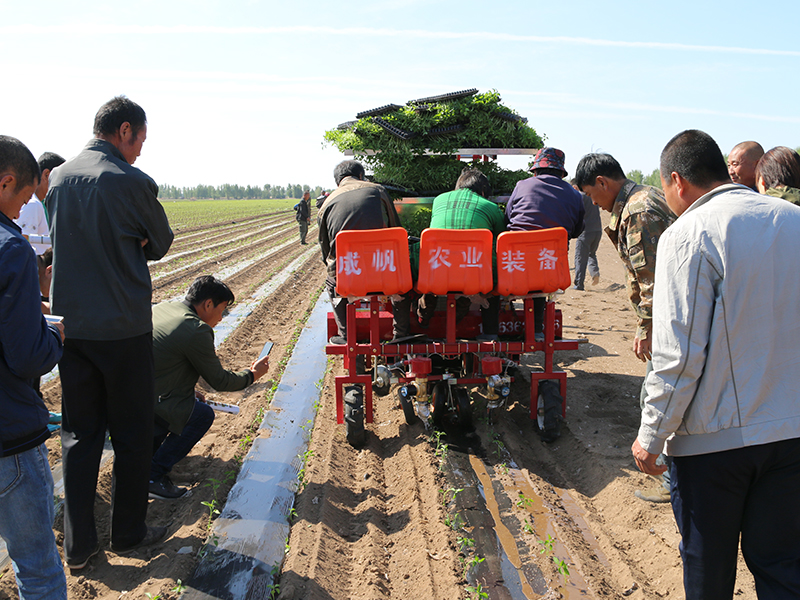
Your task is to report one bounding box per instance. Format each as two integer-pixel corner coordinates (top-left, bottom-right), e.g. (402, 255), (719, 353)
(14, 152), (64, 254)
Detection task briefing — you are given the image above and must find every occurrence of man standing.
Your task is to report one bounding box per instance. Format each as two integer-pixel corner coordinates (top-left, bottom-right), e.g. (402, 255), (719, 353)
(296, 191), (311, 244)
(576, 152), (675, 501)
(46, 96), (174, 568)
(150, 276), (270, 499)
(15, 151), (64, 255)
(318, 160), (403, 343)
(571, 180), (602, 290)
(727, 140), (764, 191)
(633, 129), (800, 599)
(0, 136), (67, 599)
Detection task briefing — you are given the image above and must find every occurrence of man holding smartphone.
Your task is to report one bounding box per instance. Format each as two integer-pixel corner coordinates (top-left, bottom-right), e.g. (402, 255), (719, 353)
(149, 276), (270, 499)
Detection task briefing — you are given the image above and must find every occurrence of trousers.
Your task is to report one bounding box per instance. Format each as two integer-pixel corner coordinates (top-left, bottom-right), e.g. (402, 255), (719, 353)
(0, 444), (66, 600)
(573, 230), (601, 289)
(151, 400), (215, 480)
(671, 437), (800, 600)
(60, 334), (155, 562)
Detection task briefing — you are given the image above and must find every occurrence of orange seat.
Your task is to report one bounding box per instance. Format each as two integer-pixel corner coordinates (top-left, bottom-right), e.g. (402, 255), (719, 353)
(495, 228), (571, 295)
(417, 229), (494, 296)
(334, 227), (412, 297)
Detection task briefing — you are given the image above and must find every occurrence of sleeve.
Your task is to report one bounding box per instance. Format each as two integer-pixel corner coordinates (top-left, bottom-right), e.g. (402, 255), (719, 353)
(572, 199), (586, 238)
(624, 209), (671, 339)
(638, 230), (715, 454)
(0, 241), (62, 379)
(318, 205), (332, 265)
(137, 178), (174, 261)
(185, 325), (254, 392)
(380, 189), (401, 228)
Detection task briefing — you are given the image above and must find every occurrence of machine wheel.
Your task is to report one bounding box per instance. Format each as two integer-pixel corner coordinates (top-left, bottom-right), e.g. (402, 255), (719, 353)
(344, 385), (366, 448)
(398, 387), (419, 425)
(453, 387), (473, 430)
(431, 381), (449, 428)
(535, 380), (563, 443)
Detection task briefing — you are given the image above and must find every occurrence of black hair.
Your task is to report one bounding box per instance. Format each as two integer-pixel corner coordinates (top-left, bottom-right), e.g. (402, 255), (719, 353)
(660, 130), (729, 188)
(755, 146), (800, 190)
(37, 152), (65, 173)
(0, 135), (40, 191)
(455, 167), (492, 198)
(333, 160), (365, 186)
(185, 275), (235, 307)
(93, 96), (147, 137)
(533, 167), (566, 178)
(574, 153), (625, 190)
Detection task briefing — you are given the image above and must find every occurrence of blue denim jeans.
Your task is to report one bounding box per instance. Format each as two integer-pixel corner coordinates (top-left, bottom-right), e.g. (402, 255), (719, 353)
(151, 400), (215, 481)
(0, 443), (67, 600)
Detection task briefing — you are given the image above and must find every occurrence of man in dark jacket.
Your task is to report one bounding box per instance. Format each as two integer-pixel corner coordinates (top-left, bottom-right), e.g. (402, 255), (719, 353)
(46, 96), (174, 567)
(149, 276), (269, 499)
(318, 160), (408, 343)
(0, 135), (67, 598)
(296, 191), (311, 244)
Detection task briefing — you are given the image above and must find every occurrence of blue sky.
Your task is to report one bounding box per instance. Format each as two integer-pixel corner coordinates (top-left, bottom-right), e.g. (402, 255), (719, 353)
(2, 0), (798, 190)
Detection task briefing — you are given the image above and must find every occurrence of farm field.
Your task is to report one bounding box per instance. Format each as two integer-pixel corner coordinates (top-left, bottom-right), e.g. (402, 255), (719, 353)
(0, 203), (759, 600)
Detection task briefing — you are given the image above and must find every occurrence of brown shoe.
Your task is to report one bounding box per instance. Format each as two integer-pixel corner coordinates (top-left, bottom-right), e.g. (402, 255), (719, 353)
(110, 526), (168, 554)
(65, 543), (101, 571)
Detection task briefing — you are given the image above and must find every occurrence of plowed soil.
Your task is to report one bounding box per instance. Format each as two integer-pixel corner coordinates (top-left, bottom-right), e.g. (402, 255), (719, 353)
(0, 207), (759, 600)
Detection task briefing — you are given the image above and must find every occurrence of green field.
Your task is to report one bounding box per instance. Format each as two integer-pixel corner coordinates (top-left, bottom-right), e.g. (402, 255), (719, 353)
(160, 198), (299, 229)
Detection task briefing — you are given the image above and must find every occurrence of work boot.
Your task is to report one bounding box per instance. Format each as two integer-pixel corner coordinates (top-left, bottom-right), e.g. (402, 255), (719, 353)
(634, 487), (671, 503)
(111, 526), (169, 554)
(329, 335), (346, 345)
(66, 543), (101, 571)
(149, 475), (188, 500)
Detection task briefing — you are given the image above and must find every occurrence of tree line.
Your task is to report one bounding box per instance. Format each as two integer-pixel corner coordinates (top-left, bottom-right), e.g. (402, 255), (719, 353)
(158, 183), (325, 200)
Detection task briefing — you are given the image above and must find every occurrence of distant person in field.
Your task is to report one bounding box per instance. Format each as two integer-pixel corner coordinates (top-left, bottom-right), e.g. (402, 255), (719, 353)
(506, 147), (585, 334)
(727, 141), (763, 190)
(149, 276), (270, 499)
(634, 129), (800, 600)
(570, 179), (602, 290)
(319, 160), (410, 343)
(14, 151), (64, 255)
(417, 167), (505, 341)
(315, 190), (329, 209)
(46, 95), (174, 568)
(754, 146), (800, 205)
(576, 152), (675, 503)
(0, 135), (67, 600)
(295, 190), (311, 244)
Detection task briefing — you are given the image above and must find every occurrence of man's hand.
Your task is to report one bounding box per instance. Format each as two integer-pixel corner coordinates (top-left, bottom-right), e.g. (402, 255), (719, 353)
(631, 438), (667, 475)
(140, 238), (149, 248)
(52, 320), (65, 343)
(250, 356), (269, 380)
(195, 390), (206, 402)
(633, 329), (652, 362)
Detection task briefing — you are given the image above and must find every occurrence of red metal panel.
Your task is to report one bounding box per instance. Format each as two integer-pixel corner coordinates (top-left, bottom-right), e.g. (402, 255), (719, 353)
(495, 228), (571, 295)
(335, 227), (412, 297)
(417, 229), (494, 296)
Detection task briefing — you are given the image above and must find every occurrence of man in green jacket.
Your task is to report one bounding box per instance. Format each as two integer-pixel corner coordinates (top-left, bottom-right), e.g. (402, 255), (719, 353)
(149, 276), (270, 499)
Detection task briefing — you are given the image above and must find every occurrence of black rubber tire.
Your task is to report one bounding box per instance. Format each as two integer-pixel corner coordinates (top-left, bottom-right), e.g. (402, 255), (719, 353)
(453, 387), (473, 430)
(398, 388), (419, 425)
(344, 385), (366, 448)
(431, 381), (449, 428)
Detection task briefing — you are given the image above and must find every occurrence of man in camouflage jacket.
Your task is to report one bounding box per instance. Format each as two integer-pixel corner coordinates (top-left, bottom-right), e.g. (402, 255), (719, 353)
(576, 153), (676, 502)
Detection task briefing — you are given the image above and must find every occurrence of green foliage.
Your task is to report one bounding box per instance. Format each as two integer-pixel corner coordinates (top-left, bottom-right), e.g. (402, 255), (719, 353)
(159, 183), (322, 200)
(324, 90), (543, 194)
(626, 168), (662, 190)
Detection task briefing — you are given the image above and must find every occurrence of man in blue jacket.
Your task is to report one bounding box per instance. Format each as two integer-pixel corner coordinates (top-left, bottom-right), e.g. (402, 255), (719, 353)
(0, 135), (66, 599)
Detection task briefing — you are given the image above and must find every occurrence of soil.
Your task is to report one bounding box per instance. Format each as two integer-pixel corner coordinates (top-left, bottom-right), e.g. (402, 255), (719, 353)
(0, 209), (759, 600)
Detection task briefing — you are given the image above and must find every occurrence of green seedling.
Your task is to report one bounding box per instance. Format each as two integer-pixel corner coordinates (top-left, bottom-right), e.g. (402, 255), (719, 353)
(465, 582), (489, 600)
(457, 536), (475, 550)
(171, 579), (187, 594)
(522, 519), (535, 535)
(553, 556), (570, 582)
(287, 507), (297, 523)
(538, 534), (555, 555)
(515, 492), (534, 509)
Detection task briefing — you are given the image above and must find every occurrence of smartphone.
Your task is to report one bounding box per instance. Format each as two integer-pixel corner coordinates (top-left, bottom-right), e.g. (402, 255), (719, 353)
(45, 315), (64, 324)
(258, 341), (273, 361)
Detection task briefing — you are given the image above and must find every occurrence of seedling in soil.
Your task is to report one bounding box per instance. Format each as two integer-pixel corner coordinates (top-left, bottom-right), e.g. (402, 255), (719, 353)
(515, 492), (534, 509)
(538, 534), (555, 555)
(553, 555), (570, 582)
(522, 519), (535, 535)
(444, 511), (463, 531)
(443, 487), (464, 506)
(465, 582), (489, 600)
(498, 461), (509, 475)
(457, 536), (475, 550)
(171, 579), (187, 594)
(287, 507), (298, 523)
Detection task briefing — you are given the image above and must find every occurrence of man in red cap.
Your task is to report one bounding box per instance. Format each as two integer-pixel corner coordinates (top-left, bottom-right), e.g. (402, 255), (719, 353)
(504, 147), (585, 335)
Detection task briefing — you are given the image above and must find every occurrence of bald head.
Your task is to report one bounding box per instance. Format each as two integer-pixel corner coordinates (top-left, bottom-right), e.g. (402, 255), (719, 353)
(727, 141), (764, 190)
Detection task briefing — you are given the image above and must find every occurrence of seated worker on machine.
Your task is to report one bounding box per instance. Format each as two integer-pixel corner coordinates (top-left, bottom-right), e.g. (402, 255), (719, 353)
(504, 147), (585, 335)
(149, 275), (270, 499)
(319, 160), (414, 343)
(417, 167), (506, 341)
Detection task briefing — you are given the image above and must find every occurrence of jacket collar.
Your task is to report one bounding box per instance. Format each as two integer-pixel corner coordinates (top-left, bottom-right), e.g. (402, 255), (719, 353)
(682, 183), (745, 217)
(0, 210), (21, 233)
(606, 179), (637, 244)
(85, 138), (128, 163)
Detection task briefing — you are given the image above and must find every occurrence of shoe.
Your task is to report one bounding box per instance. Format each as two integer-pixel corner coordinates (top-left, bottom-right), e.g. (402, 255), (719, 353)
(149, 476), (187, 500)
(634, 487), (671, 503)
(591, 275), (600, 286)
(329, 335), (346, 345)
(573, 286), (584, 291)
(66, 543), (101, 571)
(110, 525), (168, 554)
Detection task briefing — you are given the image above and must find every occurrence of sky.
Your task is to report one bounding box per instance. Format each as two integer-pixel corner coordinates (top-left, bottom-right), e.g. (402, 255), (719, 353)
(2, 0), (799, 191)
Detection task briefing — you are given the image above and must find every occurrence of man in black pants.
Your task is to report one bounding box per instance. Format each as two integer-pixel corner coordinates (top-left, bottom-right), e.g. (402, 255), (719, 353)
(46, 96), (174, 569)
(296, 191), (311, 244)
